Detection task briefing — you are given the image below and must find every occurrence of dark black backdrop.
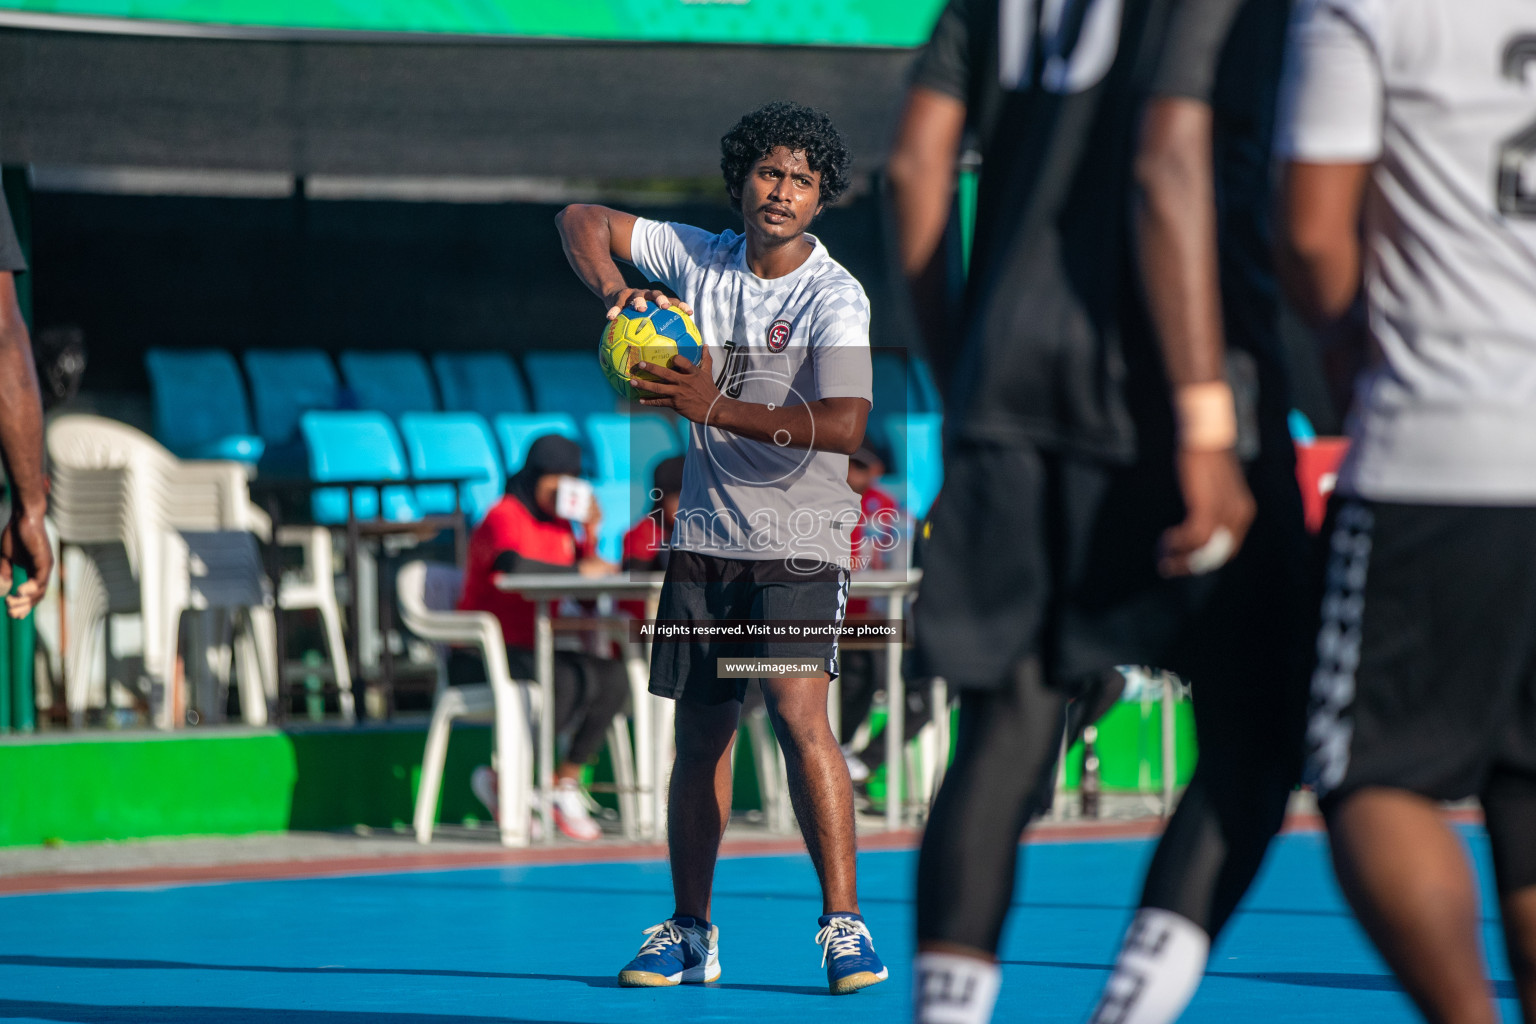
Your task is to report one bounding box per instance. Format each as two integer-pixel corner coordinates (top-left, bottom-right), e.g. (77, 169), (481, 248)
(30, 188), (912, 394)
(0, 28), (914, 179)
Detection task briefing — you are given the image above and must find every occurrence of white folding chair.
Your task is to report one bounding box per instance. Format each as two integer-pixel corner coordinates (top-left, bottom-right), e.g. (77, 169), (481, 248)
(401, 560), (536, 846)
(400, 561), (640, 846)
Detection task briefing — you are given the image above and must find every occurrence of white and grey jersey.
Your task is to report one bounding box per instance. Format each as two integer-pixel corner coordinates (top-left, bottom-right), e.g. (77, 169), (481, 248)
(1276, 0), (1536, 503)
(629, 218), (873, 566)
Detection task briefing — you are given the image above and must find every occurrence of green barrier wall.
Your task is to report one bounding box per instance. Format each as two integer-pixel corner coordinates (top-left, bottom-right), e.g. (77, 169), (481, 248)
(0, 722), (769, 848)
(0, 726), (494, 847)
(1059, 699), (1197, 790)
(0, 700), (1188, 847)
(864, 699), (1198, 804)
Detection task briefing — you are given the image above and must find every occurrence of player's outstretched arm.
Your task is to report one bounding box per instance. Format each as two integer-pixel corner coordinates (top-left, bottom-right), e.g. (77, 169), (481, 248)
(555, 204), (694, 321)
(887, 86), (967, 362)
(0, 271), (52, 618)
(634, 350), (867, 456)
(1135, 97), (1255, 578)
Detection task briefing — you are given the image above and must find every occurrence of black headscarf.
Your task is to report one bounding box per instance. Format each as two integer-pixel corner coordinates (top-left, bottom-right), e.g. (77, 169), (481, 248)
(506, 434), (584, 522)
(651, 455), (685, 509)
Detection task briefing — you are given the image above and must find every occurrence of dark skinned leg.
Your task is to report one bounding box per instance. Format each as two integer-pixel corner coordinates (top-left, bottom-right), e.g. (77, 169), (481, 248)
(762, 674), (860, 915)
(668, 698), (741, 922)
(1328, 787), (1498, 1024)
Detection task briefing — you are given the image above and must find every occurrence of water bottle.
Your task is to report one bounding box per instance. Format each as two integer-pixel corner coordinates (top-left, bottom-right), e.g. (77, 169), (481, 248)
(1080, 724), (1102, 819)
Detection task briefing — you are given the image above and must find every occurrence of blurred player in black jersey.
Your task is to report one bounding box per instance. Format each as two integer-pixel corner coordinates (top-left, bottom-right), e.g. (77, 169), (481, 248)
(887, 1), (1310, 1021)
(0, 182), (50, 620)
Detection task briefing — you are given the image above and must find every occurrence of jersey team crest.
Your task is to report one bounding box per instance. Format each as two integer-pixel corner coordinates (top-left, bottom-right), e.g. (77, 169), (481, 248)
(767, 319), (791, 352)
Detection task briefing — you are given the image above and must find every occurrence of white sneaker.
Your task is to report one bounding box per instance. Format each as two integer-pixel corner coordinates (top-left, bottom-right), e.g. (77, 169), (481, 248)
(471, 765), (543, 841)
(551, 778), (602, 841)
(841, 746), (871, 784)
(471, 766), (498, 822)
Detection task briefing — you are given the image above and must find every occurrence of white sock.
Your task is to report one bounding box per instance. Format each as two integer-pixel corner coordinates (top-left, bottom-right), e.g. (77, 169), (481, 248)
(914, 952), (1001, 1024)
(1087, 909), (1210, 1024)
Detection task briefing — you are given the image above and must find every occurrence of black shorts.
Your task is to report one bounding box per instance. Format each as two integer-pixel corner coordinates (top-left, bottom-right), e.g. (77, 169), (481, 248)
(1307, 499), (1536, 808)
(648, 549), (850, 705)
(914, 433), (1313, 700)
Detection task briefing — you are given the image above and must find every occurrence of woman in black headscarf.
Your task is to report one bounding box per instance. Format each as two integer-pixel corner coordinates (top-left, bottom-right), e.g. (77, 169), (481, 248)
(455, 434), (629, 841)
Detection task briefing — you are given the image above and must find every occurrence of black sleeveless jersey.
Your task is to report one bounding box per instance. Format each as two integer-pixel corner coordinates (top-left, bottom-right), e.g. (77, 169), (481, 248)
(913, 0), (1292, 463)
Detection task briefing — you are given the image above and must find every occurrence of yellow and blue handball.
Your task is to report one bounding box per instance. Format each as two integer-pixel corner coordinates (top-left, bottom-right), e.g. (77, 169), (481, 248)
(599, 304), (705, 399)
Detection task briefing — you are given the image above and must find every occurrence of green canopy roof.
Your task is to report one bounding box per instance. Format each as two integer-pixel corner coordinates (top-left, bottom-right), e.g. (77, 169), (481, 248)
(0, 0), (947, 46)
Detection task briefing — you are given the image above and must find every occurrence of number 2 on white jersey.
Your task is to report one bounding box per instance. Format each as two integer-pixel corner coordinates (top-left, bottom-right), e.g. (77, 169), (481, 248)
(1497, 35), (1536, 217)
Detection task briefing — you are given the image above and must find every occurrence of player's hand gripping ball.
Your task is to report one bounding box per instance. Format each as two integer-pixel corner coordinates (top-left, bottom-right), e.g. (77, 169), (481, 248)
(599, 305), (705, 400)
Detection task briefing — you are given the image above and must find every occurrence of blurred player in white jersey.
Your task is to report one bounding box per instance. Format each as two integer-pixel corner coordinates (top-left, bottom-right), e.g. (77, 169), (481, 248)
(1277, 2), (1536, 1021)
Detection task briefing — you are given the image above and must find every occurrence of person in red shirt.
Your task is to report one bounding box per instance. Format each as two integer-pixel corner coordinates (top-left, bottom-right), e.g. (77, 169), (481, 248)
(454, 434), (630, 841)
(622, 455), (684, 572)
(847, 444), (899, 573)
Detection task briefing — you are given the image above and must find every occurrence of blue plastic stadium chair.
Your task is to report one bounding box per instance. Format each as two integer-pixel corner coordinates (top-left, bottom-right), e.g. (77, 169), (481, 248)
(493, 413), (582, 475)
(868, 351), (912, 453)
(399, 413), (505, 525)
(299, 411), (421, 524)
(338, 351), (439, 421)
(521, 351), (618, 418)
(886, 413), (944, 519)
(144, 349), (264, 463)
(243, 349), (342, 444)
(585, 412), (683, 491)
(909, 355), (943, 413)
(432, 352), (531, 419)
(591, 479), (646, 565)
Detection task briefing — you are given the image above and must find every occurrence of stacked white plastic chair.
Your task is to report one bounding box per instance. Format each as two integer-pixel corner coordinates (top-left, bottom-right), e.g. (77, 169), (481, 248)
(49, 415), (263, 726)
(46, 415), (351, 726)
(401, 560), (639, 847)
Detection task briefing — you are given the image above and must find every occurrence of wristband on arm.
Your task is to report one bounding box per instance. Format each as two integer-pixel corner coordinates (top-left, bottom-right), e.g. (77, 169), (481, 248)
(1173, 380), (1238, 452)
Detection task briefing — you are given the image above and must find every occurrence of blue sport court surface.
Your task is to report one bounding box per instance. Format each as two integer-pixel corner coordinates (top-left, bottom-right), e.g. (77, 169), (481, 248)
(0, 826), (1515, 1022)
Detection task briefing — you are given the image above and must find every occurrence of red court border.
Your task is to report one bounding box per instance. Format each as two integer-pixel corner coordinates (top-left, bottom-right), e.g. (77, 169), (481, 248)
(0, 809), (1482, 898)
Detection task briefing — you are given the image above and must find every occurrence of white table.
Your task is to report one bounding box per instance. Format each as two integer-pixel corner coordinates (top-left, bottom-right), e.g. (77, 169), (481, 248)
(492, 568), (927, 839)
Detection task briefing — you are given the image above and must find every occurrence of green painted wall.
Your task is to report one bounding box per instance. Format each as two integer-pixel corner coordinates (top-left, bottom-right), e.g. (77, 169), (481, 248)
(864, 699), (1198, 803)
(0, 701), (1188, 847)
(1059, 699), (1198, 791)
(2, 732), (292, 845)
(0, 725), (494, 847)
(0, 722), (768, 848)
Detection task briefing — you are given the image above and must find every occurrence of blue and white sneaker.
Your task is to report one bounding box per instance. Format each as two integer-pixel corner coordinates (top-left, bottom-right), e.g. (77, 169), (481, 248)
(617, 916), (720, 987)
(816, 913), (888, 994)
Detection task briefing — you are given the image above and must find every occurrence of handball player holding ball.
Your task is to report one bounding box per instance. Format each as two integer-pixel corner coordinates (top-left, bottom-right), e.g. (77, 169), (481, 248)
(557, 102), (887, 995)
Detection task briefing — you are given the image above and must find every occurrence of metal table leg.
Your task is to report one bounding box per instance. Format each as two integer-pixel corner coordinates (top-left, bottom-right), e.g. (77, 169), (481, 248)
(344, 487), (363, 723)
(536, 599), (556, 843)
(884, 594), (905, 832)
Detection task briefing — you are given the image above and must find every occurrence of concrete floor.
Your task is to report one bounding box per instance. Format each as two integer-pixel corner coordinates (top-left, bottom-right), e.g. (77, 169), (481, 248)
(0, 786), (1270, 881)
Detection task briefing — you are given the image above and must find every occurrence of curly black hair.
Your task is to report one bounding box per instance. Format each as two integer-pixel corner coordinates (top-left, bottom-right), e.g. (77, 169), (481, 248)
(719, 102), (853, 214)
